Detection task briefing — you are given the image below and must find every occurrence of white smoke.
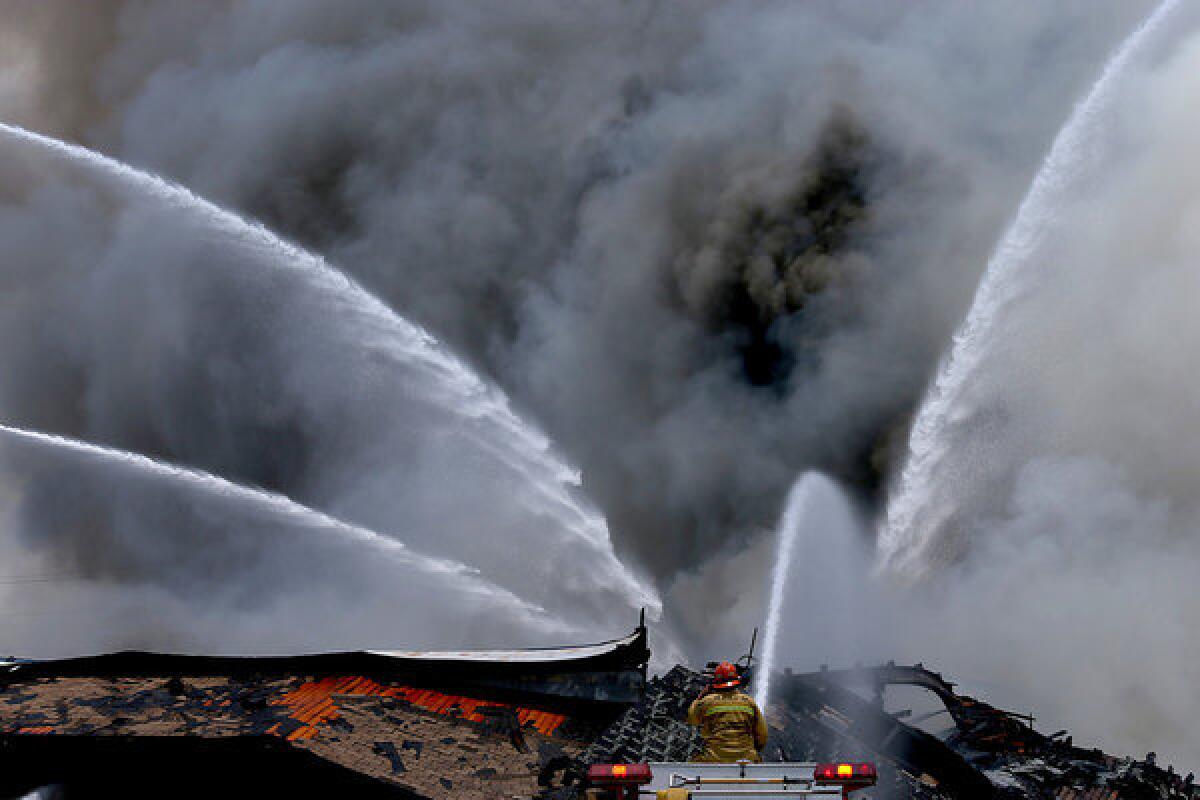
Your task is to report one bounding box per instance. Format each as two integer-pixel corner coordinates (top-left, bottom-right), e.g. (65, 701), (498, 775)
(876, 14), (1200, 769)
(897, 458), (1200, 768)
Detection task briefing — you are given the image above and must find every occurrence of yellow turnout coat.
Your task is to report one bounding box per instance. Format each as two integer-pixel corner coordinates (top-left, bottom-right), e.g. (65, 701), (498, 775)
(686, 688), (769, 763)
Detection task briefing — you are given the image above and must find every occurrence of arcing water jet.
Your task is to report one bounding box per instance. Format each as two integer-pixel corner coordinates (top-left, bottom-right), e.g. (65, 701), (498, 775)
(0, 422), (462, 577)
(754, 475), (817, 708)
(879, 0), (1186, 574)
(754, 472), (862, 708)
(0, 123), (660, 629)
(0, 422), (572, 648)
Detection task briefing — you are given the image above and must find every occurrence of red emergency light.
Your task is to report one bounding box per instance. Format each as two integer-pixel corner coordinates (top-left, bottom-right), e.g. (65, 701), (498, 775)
(586, 764), (653, 800)
(586, 763), (654, 785)
(814, 762), (877, 785)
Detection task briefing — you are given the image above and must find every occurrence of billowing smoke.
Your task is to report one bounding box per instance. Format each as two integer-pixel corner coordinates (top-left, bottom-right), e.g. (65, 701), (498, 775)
(2, 0), (1195, 768)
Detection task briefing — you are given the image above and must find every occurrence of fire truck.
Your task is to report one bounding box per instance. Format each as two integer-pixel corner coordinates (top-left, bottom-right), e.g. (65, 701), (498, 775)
(584, 633), (876, 799)
(586, 760), (877, 799)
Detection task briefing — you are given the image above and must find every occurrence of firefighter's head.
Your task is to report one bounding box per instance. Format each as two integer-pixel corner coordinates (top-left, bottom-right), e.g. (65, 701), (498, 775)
(711, 661), (741, 690)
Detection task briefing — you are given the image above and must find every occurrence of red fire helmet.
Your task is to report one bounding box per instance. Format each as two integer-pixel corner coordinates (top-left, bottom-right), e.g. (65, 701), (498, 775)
(712, 661), (740, 689)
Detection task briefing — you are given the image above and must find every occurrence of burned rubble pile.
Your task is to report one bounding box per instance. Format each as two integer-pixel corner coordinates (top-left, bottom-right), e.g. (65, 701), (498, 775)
(1, 631), (1195, 799)
(548, 664), (1197, 800)
(0, 671), (593, 799)
(961, 711), (1197, 800)
(0, 630), (649, 799)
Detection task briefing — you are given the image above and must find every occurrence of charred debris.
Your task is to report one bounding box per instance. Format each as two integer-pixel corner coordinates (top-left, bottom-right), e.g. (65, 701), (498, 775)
(0, 626), (1192, 799)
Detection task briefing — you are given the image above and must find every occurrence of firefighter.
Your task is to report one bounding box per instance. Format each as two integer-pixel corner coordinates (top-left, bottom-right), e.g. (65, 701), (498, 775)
(686, 661), (769, 763)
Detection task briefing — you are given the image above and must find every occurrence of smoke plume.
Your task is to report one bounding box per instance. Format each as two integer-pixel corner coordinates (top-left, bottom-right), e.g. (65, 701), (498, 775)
(5, 0), (1198, 768)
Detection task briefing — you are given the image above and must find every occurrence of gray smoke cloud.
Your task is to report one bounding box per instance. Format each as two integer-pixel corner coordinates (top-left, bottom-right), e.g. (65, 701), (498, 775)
(3, 0), (1193, 765)
(36, 0), (1145, 562)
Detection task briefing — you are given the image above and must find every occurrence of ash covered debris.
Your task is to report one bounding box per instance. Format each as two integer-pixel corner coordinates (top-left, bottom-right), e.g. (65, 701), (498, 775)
(0, 643), (1196, 799)
(0, 632), (648, 799)
(579, 667), (707, 766)
(980, 745), (1197, 799)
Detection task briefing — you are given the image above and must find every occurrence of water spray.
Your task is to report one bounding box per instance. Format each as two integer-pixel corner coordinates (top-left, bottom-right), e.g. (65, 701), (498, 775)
(755, 473), (821, 709)
(879, 0), (1186, 573)
(0, 422), (537, 599)
(0, 122), (662, 624)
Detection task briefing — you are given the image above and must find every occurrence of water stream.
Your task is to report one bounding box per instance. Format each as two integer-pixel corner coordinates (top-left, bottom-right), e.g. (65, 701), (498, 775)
(0, 123), (660, 627)
(755, 473), (844, 708)
(878, 0), (1185, 574)
(0, 422), (577, 651)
